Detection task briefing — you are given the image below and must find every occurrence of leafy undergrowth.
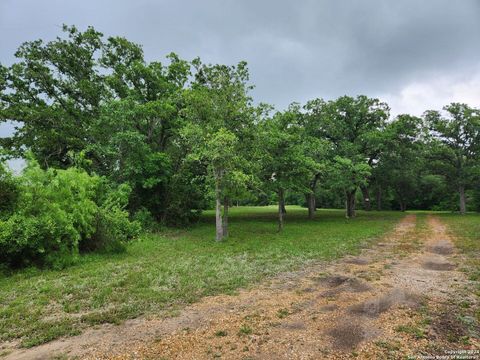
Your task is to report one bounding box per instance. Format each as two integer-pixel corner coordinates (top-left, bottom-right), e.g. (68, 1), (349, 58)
(0, 206), (402, 347)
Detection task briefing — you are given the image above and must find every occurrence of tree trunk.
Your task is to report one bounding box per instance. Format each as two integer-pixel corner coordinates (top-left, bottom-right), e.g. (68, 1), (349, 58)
(278, 189), (285, 231)
(345, 189), (356, 218)
(306, 193), (316, 219)
(222, 196), (229, 238)
(215, 181), (223, 242)
(281, 202), (287, 215)
(459, 184), (466, 214)
(307, 176), (318, 219)
(376, 186), (382, 211)
(399, 200), (406, 212)
(360, 185), (371, 211)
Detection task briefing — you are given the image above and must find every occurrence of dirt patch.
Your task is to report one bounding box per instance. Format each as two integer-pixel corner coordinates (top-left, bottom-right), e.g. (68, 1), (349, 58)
(347, 278), (373, 293)
(344, 257), (370, 265)
(327, 321), (368, 350)
(427, 241), (454, 255)
(320, 277), (372, 298)
(319, 304), (339, 312)
(280, 321), (306, 331)
(430, 309), (470, 343)
(349, 289), (420, 318)
(422, 261), (456, 271)
(315, 275), (351, 287)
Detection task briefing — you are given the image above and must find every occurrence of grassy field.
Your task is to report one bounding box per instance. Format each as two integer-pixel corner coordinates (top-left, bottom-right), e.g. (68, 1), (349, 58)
(0, 206), (404, 347)
(440, 213), (480, 288)
(438, 213), (480, 335)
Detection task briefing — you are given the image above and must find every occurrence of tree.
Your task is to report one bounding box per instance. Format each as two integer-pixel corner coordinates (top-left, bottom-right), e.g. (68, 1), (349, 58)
(0, 25), (106, 168)
(259, 105), (318, 230)
(301, 99), (329, 219)
(424, 103), (480, 214)
(374, 114), (424, 211)
(306, 95), (389, 218)
(182, 60), (256, 241)
(88, 49), (193, 223)
(0, 25), (200, 224)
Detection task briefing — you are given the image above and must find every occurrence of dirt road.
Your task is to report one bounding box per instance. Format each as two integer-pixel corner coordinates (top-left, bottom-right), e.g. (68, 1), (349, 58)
(6, 215), (479, 359)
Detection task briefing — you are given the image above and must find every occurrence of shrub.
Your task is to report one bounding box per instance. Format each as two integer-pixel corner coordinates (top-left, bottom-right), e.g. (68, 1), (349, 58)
(83, 184), (141, 252)
(0, 212), (78, 269)
(0, 160), (141, 269)
(132, 207), (158, 231)
(0, 163), (19, 217)
(90, 207), (141, 253)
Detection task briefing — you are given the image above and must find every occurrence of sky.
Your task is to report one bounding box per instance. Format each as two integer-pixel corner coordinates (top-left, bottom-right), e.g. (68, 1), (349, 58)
(1, 0), (480, 143)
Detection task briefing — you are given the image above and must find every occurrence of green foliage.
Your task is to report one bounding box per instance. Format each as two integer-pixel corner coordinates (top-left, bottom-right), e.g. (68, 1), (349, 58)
(373, 114), (425, 211)
(182, 60), (257, 198)
(182, 60), (258, 239)
(131, 207), (159, 231)
(0, 212), (77, 269)
(0, 25), (105, 167)
(304, 95), (389, 215)
(0, 25), (198, 226)
(0, 162), (18, 216)
(260, 105), (318, 195)
(330, 156), (371, 194)
(90, 206), (140, 254)
(425, 103), (480, 212)
(0, 159), (98, 268)
(83, 183), (141, 253)
(0, 159), (140, 269)
(1, 25), (480, 249)
(395, 324), (426, 339)
(214, 330), (228, 337)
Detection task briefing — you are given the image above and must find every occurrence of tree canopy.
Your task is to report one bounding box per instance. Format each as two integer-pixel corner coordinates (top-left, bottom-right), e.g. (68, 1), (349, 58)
(1, 25), (479, 252)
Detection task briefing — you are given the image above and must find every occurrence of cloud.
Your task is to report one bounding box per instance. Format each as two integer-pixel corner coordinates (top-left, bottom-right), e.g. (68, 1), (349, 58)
(380, 64), (480, 117)
(1, 0), (480, 114)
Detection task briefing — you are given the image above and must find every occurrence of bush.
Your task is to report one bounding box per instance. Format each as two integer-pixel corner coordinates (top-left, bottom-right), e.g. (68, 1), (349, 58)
(0, 212), (78, 269)
(0, 163), (19, 217)
(82, 183), (141, 252)
(132, 207), (158, 231)
(91, 207), (141, 253)
(0, 160), (141, 269)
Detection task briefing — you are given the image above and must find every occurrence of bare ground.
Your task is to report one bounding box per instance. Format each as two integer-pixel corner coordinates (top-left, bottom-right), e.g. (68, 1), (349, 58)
(3, 215), (479, 360)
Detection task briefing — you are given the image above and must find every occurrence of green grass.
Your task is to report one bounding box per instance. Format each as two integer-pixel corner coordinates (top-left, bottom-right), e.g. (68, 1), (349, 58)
(438, 213), (480, 326)
(395, 324), (426, 339)
(439, 213), (480, 282)
(0, 206), (403, 347)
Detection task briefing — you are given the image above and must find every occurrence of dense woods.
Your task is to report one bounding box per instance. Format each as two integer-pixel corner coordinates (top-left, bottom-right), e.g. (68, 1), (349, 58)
(0, 26), (479, 267)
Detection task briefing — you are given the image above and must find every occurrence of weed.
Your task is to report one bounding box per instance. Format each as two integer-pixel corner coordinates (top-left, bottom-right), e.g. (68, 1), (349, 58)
(277, 308), (289, 319)
(215, 330), (228, 337)
(238, 324), (253, 336)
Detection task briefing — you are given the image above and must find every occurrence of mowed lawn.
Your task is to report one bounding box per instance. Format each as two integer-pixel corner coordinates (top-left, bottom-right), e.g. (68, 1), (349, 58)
(0, 206), (403, 347)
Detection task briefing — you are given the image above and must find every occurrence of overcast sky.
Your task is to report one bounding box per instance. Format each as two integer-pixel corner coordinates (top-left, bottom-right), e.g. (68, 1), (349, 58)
(1, 0), (480, 123)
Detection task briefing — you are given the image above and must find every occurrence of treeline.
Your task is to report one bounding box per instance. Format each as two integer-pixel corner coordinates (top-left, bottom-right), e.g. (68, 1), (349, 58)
(0, 26), (479, 264)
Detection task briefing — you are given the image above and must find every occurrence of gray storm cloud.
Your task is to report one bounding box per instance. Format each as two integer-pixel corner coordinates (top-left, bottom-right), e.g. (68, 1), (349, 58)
(1, 0), (480, 115)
